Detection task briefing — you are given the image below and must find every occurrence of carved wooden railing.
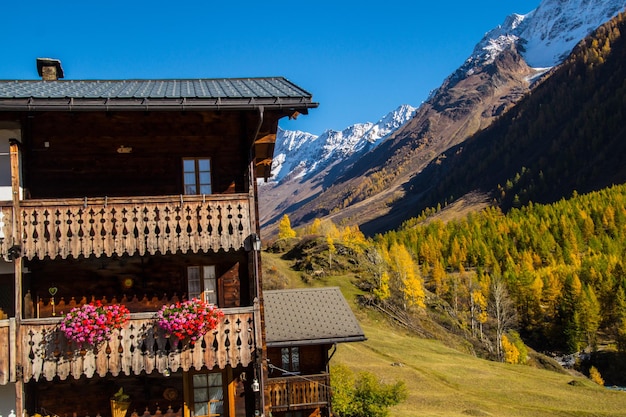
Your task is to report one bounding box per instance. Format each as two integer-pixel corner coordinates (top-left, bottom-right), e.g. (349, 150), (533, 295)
(0, 320), (10, 385)
(267, 373), (331, 411)
(20, 309), (256, 382)
(0, 194), (252, 260)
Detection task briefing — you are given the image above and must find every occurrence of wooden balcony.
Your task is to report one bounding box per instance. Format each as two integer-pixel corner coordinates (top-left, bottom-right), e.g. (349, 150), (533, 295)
(18, 309), (256, 382)
(267, 373), (331, 412)
(0, 194), (252, 260)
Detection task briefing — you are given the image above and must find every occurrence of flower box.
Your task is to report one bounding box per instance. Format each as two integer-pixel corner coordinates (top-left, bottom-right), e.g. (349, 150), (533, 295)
(59, 302), (130, 347)
(156, 298), (224, 343)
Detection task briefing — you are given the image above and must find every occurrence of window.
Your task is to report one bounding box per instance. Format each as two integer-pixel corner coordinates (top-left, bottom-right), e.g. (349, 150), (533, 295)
(281, 347), (300, 374)
(184, 158), (212, 195)
(192, 372), (224, 417)
(188, 265), (217, 305)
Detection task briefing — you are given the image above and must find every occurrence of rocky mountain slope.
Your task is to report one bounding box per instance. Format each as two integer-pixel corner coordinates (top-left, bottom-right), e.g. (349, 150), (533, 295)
(259, 105), (416, 229)
(259, 0), (626, 237)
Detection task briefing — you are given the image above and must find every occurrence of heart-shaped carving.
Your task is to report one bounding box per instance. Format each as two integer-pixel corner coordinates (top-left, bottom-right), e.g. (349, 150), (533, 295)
(49, 286), (58, 296)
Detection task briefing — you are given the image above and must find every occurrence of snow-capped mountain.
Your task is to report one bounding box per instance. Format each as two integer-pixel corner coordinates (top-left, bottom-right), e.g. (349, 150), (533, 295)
(269, 0), (625, 189)
(463, 0), (625, 73)
(268, 104), (416, 183)
(260, 0), (626, 236)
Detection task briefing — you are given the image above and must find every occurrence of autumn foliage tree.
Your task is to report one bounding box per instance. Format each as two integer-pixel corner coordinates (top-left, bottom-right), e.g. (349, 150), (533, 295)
(375, 183), (626, 354)
(277, 214), (296, 239)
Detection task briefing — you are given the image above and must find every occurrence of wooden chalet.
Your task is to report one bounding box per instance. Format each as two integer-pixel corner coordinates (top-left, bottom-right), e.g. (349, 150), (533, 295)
(264, 288), (366, 417)
(0, 58), (318, 417)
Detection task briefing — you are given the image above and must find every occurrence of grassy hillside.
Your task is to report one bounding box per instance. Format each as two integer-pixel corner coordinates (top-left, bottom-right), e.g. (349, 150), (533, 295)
(262, 250), (626, 416)
(334, 319), (626, 417)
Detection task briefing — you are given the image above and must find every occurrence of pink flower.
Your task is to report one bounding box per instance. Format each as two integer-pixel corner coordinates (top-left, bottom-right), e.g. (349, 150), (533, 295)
(60, 303), (130, 347)
(156, 298), (223, 342)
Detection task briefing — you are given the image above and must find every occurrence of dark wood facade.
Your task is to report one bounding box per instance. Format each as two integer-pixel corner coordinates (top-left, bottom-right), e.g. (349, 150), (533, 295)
(21, 111), (260, 199)
(0, 68), (317, 417)
(267, 345), (332, 417)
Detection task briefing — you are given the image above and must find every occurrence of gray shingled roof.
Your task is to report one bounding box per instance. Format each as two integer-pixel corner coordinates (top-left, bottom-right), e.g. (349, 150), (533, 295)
(0, 77), (317, 112)
(264, 287), (366, 347)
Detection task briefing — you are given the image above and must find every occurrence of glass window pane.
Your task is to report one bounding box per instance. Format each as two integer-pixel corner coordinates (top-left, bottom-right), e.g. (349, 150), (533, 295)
(292, 347), (300, 372)
(195, 401), (208, 416)
(188, 267), (201, 299)
(184, 173), (197, 185)
(203, 267), (217, 305)
(281, 348), (289, 370)
(199, 185), (212, 195)
(198, 159), (211, 171)
(209, 383), (224, 415)
(193, 373), (208, 387)
(203, 265), (216, 279)
(199, 172), (211, 184)
(208, 372), (222, 386)
(210, 400), (223, 416)
(183, 159), (196, 171)
(194, 388), (209, 402)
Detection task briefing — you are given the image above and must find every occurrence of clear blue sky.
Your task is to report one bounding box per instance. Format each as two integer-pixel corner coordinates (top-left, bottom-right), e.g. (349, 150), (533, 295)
(0, 1), (540, 135)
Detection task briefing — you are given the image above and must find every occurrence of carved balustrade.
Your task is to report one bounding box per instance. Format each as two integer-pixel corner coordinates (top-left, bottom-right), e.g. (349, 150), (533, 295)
(19, 309), (256, 382)
(267, 373), (331, 411)
(0, 194), (252, 260)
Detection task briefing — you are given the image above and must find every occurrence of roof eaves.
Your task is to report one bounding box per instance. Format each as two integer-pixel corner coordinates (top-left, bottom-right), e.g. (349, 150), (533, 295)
(0, 97), (318, 112)
(266, 335), (367, 348)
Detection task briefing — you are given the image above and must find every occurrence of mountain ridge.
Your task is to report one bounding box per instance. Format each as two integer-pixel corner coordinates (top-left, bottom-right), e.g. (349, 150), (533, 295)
(260, 0), (626, 238)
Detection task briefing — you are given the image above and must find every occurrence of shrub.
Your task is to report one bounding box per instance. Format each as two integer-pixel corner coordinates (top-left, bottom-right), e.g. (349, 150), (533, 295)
(331, 364), (407, 417)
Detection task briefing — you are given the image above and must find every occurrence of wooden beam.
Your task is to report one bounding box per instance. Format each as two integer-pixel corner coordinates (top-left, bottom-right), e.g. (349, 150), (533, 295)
(255, 158), (273, 168)
(254, 134), (276, 144)
(9, 138), (23, 417)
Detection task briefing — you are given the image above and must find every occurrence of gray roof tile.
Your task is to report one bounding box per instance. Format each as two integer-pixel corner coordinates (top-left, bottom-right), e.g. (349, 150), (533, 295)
(0, 77), (317, 112)
(264, 287), (366, 347)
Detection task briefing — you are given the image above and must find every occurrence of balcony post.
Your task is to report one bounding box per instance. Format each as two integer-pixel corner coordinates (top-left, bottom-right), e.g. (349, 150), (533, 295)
(9, 138), (24, 417)
(248, 107), (269, 417)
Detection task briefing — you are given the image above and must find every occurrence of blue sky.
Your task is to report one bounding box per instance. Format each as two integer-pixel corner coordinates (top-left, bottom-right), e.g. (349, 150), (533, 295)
(0, 1), (540, 135)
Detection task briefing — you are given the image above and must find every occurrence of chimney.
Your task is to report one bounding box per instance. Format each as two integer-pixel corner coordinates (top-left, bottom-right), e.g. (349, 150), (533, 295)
(36, 58), (64, 81)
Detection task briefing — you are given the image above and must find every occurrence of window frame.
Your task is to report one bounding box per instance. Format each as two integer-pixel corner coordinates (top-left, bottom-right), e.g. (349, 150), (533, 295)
(183, 157), (213, 195)
(187, 265), (218, 306)
(185, 369), (232, 417)
(280, 346), (300, 375)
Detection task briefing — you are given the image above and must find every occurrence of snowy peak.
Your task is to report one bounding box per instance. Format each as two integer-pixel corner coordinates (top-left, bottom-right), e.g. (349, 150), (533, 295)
(269, 104), (416, 183)
(520, 0), (626, 67)
(467, 13), (528, 70)
(461, 0), (625, 75)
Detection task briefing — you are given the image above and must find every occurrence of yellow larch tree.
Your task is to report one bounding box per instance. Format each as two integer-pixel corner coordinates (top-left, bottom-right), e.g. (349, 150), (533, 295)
(388, 243), (425, 309)
(501, 334), (520, 364)
(374, 271), (391, 301)
(278, 214), (296, 239)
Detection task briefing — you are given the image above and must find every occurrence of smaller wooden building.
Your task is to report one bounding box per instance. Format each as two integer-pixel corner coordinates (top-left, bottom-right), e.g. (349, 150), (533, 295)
(264, 287), (366, 417)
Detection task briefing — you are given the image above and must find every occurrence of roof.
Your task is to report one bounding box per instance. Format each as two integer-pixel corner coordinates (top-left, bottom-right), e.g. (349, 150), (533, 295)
(264, 287), (366, 347)
(0, 77), (318, 112)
